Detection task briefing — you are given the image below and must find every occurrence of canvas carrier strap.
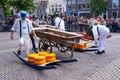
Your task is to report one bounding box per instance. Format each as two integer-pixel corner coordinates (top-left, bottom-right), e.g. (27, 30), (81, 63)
(97, 26), (100, 35)
(20, 21), (22, 38)
(19, 20), (30, 38)
(58, 19), (61, 28)
(27, 21), (30, 35)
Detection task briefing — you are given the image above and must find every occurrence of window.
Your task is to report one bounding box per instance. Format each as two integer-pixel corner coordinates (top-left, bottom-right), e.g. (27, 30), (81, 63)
(83, 4), (86, 9)
(52, 8), (54, 13)
(42, 5), (45, 8)
(55, 8), (58, 12)
(68, 1), (71, 4)
(65, 1), (67, 4)
(68, 6), (71, 10)
(78, 5), (82, 9)
(55, 5), (58, 7)
(82, 0), (85, 1)
(51, 5), (54, 7)
(112, 0), (118, 9)
(77, 0), (82, 2)
(72, 0), (75, 4)
(59, 5), (62, 7)
(71, 5), (75, 10)
(112, 11), (118, 18)
(59, 8), (62, 11)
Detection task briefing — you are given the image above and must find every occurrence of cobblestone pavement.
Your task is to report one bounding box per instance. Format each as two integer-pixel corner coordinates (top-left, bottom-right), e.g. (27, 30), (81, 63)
(0, 32), (120, 80)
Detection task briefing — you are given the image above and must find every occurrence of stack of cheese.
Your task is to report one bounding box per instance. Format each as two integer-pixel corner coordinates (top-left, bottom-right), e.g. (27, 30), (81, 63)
(46, 54), (56, 62)
(38, 51), (56, 62)
(82, 42), (88, 49)
(27, 53), (46, 65)
(28, 54), (39, 63)
(74, 42), (88, 50)
(34, 56), (46, 65)
(27, 51), (56, 65)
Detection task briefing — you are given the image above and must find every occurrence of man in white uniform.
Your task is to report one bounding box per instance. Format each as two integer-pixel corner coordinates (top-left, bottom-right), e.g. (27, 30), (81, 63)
(10, 10), (36, 55)
(88, 20), (110, 54)
(54, 14), (65, 31)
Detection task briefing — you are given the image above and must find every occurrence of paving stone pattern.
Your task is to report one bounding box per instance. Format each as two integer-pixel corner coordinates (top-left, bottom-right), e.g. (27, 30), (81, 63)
(0, 32), (120, 80)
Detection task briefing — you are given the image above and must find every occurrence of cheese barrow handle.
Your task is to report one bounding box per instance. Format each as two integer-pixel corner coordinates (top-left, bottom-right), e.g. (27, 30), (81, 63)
(60, 58), (78, 63)
(13, 51), (57, 70)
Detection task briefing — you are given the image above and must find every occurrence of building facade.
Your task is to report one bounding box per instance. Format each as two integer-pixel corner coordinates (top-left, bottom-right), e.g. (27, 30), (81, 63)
(37, 0), (48, 18)
(107, 0), (120, 19)
(47, 0), (66, 14)
(66, 0), (90, 18)
(66, 0), (120, 19)
(35, 0), (66, 18)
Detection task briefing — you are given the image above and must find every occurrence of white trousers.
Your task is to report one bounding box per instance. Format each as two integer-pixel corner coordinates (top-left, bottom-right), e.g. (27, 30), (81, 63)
(98, 31), (110, 52)
(18, 35), (30, 55)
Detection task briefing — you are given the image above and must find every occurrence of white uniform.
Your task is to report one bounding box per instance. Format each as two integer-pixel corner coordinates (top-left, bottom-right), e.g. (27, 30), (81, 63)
(92, 25), (110, 52)
(54, 17), (65, 31)
(11, 18), (34, 55)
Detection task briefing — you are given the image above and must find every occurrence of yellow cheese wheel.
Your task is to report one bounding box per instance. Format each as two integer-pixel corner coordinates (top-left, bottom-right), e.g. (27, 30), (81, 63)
(46, 54), (56, 59)
(82, 42), (88, 48)
(77, 43), (84, 47)
(38, 51), (48, 56)
(78, 46), (84, 49)
(84, 44), (88, 48)
(28, 54), (39, 59)
(34, 56), (46, 61)
(34, 60), (46, 65)
(28, 59), (34, 63)
(46, 57), (56, 62)
(74, 44), (78, 48)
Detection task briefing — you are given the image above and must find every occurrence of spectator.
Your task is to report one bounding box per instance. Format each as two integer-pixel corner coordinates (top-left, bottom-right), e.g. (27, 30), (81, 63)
(118, 20), (120, 33)
(2, 20), (8, 32)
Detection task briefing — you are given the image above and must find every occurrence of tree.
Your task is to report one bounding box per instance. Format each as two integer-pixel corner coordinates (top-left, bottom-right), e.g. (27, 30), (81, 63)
(89, 0), (108, 17)
(9, 0), (37, 14)
(0, 0), (11, 16)
(0, 0), (37, 17)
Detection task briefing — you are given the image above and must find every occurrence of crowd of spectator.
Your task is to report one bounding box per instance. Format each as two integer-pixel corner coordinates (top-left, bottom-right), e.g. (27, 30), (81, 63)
(0, 12), (120, 33)
(0, 15), (17, 32)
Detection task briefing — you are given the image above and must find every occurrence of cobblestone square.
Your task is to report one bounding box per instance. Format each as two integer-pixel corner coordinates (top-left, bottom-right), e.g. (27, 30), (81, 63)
(0, 32), (120, 80)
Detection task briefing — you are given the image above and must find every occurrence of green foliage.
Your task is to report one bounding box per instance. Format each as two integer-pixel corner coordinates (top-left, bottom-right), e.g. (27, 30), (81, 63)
(0, 0), (11, 15)
(89, 0), (108, 17)
(9, 0), (37, 14)
(0, 0), (37, 16)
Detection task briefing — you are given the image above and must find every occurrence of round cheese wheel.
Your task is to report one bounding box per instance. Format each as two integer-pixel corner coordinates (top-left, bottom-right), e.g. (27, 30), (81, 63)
(38, 51), (48, 56)
(46, 57), (56, 62)
(34, 60), (46, 65)
(34, 56), (46, 61)
(28, 54), (39, 59)
(46, 54), (56, 59)
(28, 59), (34, 63)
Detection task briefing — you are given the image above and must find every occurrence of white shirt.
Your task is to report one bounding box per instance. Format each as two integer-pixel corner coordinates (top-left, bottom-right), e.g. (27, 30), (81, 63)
(92, 25), (110, 42)
(11, 18), (33, 37)
(54, 17), (65, 31)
